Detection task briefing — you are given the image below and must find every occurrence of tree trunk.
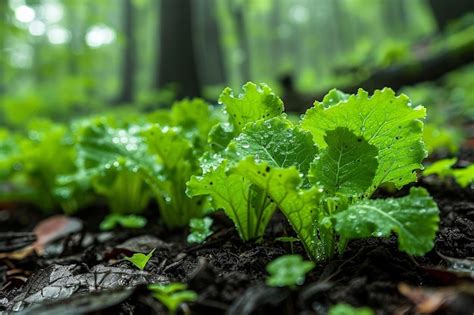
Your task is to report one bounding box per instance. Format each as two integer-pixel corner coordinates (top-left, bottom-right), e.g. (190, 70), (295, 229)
(118, 0), (136, 103)
(155, 0), (201, 99)
(233, 6), (251, 82)
(428, 0), (474, 31)
(195, 0), (227, 86)
(0, 1), (8, 94)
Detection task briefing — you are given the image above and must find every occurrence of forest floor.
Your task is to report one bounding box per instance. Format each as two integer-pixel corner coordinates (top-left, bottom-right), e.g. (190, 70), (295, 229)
(0, 149), (473, 315)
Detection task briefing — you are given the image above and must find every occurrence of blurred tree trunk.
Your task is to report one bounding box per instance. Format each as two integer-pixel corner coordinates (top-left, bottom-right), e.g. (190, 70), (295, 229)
(196, 0), (227, 86)
(155, 0), (201, 99)
(118, 0), (136, 103)
(0, 1), (7, 94)
(270, 0), (281, 77)
(233, 5), (251, 82)
(428, 0), (474, 31)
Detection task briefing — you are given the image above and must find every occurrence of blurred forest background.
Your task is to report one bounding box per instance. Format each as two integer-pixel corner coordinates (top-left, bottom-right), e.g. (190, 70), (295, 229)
(1, 0), (474, 127)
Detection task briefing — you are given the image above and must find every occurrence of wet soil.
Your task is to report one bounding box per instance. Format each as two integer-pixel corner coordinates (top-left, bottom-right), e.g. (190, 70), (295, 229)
(0, 156), (473, 314)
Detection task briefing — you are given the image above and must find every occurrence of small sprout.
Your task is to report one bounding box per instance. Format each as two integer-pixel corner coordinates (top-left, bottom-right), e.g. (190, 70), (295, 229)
(275, 236), (299, 243)
(187, 217), (213, 244)
(148, 282), (198, 315)
(100, 214), (147, 231)
(275, 236), (300, 254)
(266, 254), (315, 288)
(328, 303), (374, 315)
(124, 248), (155, 270)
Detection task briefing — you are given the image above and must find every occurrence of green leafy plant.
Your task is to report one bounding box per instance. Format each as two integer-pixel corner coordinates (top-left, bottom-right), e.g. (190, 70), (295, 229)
(329, 303), (374, 315)
(423, 158), (474, 188)
(266, 255), (315, 288)
(187, 83), (289, 241)
(60, 121), (154, 214)
(0, 120), (89, 213)
(148, 283), (198, 315)
(187, 217), (214, 244)
(189, 84), (440, 261)
(124, 248), (155, 270)
(64, 98), (219, 226)
(100, 214), (147, 231)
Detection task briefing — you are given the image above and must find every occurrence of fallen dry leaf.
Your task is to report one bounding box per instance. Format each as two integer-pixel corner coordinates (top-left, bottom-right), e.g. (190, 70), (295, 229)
(32, 215), (83, 255)
(0, 215), (82, 260)
(399, 282), (474, 314)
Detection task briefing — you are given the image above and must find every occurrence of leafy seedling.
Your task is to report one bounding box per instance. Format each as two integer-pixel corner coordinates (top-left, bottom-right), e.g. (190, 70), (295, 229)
(199, 85), (440, 261)
(100, 214), (147, 231)
(423, 158), (458, 179)
(266, 255), (315, 288)
(187, 217), (213, 244)
(148, 283), (198, 315)
(329, 303), (374, 315)
(124, 248), (155, 270)
(423, 158), (473, 188)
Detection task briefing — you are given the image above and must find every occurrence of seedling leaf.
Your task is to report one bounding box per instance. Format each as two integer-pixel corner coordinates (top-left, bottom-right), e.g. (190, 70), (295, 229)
(187, 217), (214, 244)
(148, 283), (198, 314)
(124, 248), (155, 270)
(266, 255), (315, 287)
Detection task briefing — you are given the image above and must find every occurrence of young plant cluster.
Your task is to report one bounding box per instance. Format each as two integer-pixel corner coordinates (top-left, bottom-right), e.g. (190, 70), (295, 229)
(423, 158), (474, 188)
(187, 83), (440, 261)
(0, 82), (440, 262)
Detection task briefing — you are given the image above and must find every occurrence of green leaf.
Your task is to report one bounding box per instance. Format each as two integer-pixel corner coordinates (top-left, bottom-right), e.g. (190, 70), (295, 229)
(124, 248), (155, 270)
(422, 158), (457, 179)
(321, 89), (349, 107)
(302, 89), (426, 194)
(144, 125), (205, 227)
(309, 127), (378, 196)
(208, 122), (235, 152)
(149, 283), (198, 314)
(333, 187), (439, 256)
(100, 214), (147, 231)
(453, 164), (474, 188)
(77, 122), (149, 171)
(266, 255), (315, 287)
(144, 125), (192, 170)
(228, 117), (318, 175)
(329, 304), (374, 315)
(234, 158), (324, 260)
(169, 98), (219, 139)
(219, 82), (283, 133)
(187, 161), (276, 241)
(187, 217), (214, 244)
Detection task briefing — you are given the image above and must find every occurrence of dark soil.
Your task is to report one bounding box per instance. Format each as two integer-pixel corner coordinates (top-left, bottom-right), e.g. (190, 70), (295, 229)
(0, 151), (473, 314)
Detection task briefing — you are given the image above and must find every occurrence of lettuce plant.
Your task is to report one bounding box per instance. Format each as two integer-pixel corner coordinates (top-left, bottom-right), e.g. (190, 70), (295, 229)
(1, 120), (88, 213)
(189, 83), (440, 261)
(187, 83), (289, 241)
(64, 99), (219, 227)
(60, 120), (154, 214)
(423, 158), (474, 187)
